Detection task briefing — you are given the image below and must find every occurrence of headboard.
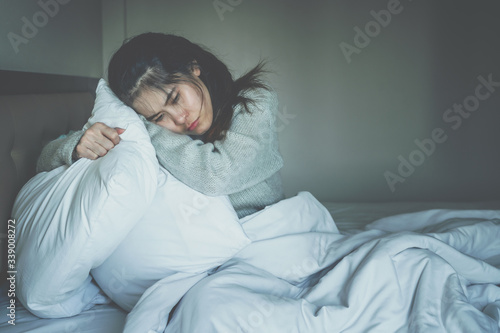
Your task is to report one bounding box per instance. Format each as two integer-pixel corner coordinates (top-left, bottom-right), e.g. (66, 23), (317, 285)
(0, 70), (99, 279)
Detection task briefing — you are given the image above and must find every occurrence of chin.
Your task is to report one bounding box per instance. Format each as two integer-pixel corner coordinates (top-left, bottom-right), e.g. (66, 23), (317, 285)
(196, 129), (208, 136)
(196, 124), (210, 136)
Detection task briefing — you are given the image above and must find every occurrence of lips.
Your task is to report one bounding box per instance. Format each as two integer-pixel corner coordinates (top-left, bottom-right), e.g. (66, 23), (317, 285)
(188, 118), (199, 131)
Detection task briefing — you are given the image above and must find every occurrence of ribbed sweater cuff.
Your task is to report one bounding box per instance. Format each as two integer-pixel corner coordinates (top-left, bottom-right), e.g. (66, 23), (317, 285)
(62, 130), (85, 166)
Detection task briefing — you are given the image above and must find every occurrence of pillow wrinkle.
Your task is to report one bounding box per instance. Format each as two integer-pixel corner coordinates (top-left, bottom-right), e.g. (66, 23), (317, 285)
(13, 79), (158, 318)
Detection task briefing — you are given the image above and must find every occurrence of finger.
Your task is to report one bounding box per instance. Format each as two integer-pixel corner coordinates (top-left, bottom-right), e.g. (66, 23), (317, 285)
(80, 135), (112, 156)
(75, 144), (99, 160)
(94, 136), (115, 151)
(90, 142), (109, 158)
(114, 127), (126, 135)
(85, 130), (116, 151)
(89, 123), (120, 145)
(103, 128), (121, 145)
(88, 150), (100, 160)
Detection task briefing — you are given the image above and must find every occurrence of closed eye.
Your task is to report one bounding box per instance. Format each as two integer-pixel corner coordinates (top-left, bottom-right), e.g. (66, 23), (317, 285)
(172, 93), (180, 104)
(154, 113), (165, 123)
(151, 90), (179, 122)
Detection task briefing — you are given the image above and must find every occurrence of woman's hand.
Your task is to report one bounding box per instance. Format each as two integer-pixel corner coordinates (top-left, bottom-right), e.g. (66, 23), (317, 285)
(73, 122), (125, 161)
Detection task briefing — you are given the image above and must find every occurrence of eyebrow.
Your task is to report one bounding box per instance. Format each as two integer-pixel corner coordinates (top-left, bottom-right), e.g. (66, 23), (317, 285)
(145, 88), (175, 121)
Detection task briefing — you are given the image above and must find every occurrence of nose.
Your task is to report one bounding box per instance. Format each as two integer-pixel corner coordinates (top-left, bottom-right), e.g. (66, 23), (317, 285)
(170, 108), (188, 125)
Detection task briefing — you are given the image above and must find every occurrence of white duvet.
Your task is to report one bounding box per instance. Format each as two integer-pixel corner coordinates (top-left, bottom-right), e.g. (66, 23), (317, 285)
(123, 193), (500, 333)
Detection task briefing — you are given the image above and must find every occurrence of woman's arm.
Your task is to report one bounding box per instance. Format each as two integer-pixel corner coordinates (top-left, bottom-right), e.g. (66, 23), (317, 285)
(144, 88), (284, 196)
(36, 130), (84, 173)
(36, 124), (123, 173)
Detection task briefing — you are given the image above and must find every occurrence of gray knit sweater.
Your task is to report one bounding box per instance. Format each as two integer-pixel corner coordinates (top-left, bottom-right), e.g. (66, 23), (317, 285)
(36, 87), (285, 218)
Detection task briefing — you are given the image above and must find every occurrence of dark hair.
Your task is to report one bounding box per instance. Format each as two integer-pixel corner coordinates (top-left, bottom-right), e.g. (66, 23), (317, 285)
(107, 32), (270, 143)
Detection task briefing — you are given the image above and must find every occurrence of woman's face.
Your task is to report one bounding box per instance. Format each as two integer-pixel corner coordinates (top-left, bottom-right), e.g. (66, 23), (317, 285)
(132, 67), (213, 136)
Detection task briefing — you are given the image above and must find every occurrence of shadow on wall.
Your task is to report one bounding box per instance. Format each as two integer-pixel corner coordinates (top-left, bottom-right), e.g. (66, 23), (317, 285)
(307, 0), (500, 202)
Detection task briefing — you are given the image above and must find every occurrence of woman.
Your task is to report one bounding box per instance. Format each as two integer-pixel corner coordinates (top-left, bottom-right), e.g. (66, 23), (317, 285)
(36, 32), (285, 218)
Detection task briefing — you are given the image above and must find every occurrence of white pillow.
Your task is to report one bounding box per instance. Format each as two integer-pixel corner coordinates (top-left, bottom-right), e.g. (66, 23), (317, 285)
(13, 79), (159, 318)
(91, 167), (251, 311)
(14, 78), (251, 315)
(240, 191), (339, 241)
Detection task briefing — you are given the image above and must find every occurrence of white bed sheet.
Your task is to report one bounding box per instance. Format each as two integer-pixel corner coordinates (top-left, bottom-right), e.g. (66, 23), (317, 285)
(122, 194), (500, 332)
(2, 199), (499, 332)
(0, 281), (126, 333)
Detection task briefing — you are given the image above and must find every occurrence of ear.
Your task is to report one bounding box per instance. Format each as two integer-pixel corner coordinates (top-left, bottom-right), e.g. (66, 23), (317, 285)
(190, 61), (201, 77)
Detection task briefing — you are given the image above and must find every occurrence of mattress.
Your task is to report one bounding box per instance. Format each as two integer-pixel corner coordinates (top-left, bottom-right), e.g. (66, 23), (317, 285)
(1, 199), (499, 332)
(324, 200), (500, 232)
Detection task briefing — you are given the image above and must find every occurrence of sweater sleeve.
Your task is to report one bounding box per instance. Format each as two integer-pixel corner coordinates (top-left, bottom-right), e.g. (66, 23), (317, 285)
(36, 130), (84, 173)
(144, 87), (284, 196)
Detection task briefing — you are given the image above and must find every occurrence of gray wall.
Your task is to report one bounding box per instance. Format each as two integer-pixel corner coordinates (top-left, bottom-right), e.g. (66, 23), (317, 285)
(102, 0), (500, 202)
(0, 0), (102, 77)
(4, 0), (499, 202)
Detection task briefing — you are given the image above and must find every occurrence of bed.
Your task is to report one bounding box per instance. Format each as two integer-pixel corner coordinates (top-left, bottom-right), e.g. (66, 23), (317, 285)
(0, 70), (499, 332)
